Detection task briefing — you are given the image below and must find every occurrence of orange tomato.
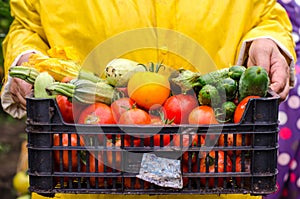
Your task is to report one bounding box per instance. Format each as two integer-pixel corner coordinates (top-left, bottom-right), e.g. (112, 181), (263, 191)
(127, 70), (170, 110)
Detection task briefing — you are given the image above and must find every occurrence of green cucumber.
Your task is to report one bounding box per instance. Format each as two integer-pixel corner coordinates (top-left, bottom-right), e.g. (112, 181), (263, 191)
(238, 66), (269, 101)
(196, 68), (229, 87)
(221, 101), (237, 122)
(217, 77), (238, 101)
(198, 84), (221, 106)
(228, 65), (246, 81)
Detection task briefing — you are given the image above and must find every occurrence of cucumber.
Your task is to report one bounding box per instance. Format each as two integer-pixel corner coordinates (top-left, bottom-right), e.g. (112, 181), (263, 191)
(221, 101), (237, 122)
(34, 72), (56, 98)
(217, 77), (238, 101)
(196, 68), (229, 87)
(238, 66), (269, 101)
(228, 65), (246, 81)
(198, 84), (221, 106)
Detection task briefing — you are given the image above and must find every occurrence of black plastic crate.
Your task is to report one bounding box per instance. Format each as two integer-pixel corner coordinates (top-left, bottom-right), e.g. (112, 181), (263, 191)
(26, 92), (279, 197)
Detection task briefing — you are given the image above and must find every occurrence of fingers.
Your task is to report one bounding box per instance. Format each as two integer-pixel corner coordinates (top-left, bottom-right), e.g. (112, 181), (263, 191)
(10, 78), (33, 109)
(247, 39), (273, 73)
(271, 78), (290, 103)
(247, 38), (290, 101)
(11, 91), (27, 110)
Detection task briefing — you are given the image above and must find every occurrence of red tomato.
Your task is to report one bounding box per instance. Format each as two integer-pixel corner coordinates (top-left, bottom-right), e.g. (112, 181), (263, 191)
(188, 105), (218, 125)
(152, 134), (171, 147)
(61, 76), (74, 83)
(53, 133), (84, 171)
(193, 151), (232, 187)
(111, 97), (135, 123)
(123, 177), (150, 189)
(173, 133), (203, 164)
(218, 133), (251, 156)
(150, 116), (164, 125)
(118, 108), (151, 125)
(103, 138), (129, 171)
(234, 156), (251, 186)
(124, 136), (143, 147)
(83, 152), (112, 187)
(78, 103), (116, 142)
(233, 95), (260, 123)
(119, 108), (151, 146)
(119, 108), (151, 147)
(163, 94), (198, 124)
(56, 95), (74, 123)
(78, 102), (116, 124)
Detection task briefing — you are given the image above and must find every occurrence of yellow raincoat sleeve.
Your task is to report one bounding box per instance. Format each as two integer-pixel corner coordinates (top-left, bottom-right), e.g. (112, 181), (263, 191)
(236, 0), (296, 85)
(1, 0), (49, 119)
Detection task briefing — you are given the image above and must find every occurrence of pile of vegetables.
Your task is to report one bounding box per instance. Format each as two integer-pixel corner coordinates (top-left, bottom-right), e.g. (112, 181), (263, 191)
(11, 46), (271, 188)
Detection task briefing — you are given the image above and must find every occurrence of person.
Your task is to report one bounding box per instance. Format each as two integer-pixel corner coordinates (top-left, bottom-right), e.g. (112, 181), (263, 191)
(0, 1), (297, 199)
(264, 0), (300, 198)
(1, 0), (296, 119)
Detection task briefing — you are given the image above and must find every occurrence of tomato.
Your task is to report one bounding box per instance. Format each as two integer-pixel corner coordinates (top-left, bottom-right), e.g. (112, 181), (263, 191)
(78, 102), (116, 124)
(103, 138), (129, 171)
(78, 102), (116, 142)
(53, 133), (84, 171)
(233, 95), (260, 123)
(193, 151), (232, 187)
(150, 117), (164, 125)
(233, 155), (251, 185)
(118, 108), (151, 146)
(127, 66), (170, 110)
(124, 177), (150, 189)
(111, 97), (135, 123)
(61, 76), (74, 83)
(188, 105), (218, 125)
(173, 133), (203, 164)
(83, 152), (112, 187)
(234, 155), (251, 173)
(218, 133), (251, 156)
(59, 76), (87, 123)
(56, 95), (74, 123)
(182, 164), (190, 187)
(118, 108), (151, 125)
(152, 134), (172, 147)
(163, 94), (198, 124)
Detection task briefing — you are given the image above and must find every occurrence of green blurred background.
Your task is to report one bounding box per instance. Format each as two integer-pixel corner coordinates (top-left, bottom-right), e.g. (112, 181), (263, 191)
(0, 0), (13, 91)
(0, 1), (27, 199)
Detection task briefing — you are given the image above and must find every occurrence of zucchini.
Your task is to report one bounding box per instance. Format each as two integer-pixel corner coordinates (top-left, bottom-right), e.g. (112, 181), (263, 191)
(34, 72), (56, 98)
(46, 79), (114, 104)
(105, 58), (146, 86)
(9, 65), (40, 84)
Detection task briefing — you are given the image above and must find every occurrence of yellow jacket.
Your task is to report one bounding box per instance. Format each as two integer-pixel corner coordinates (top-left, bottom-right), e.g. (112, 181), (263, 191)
(0, 1), (295, 198)
(1, 0), (296, 119)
